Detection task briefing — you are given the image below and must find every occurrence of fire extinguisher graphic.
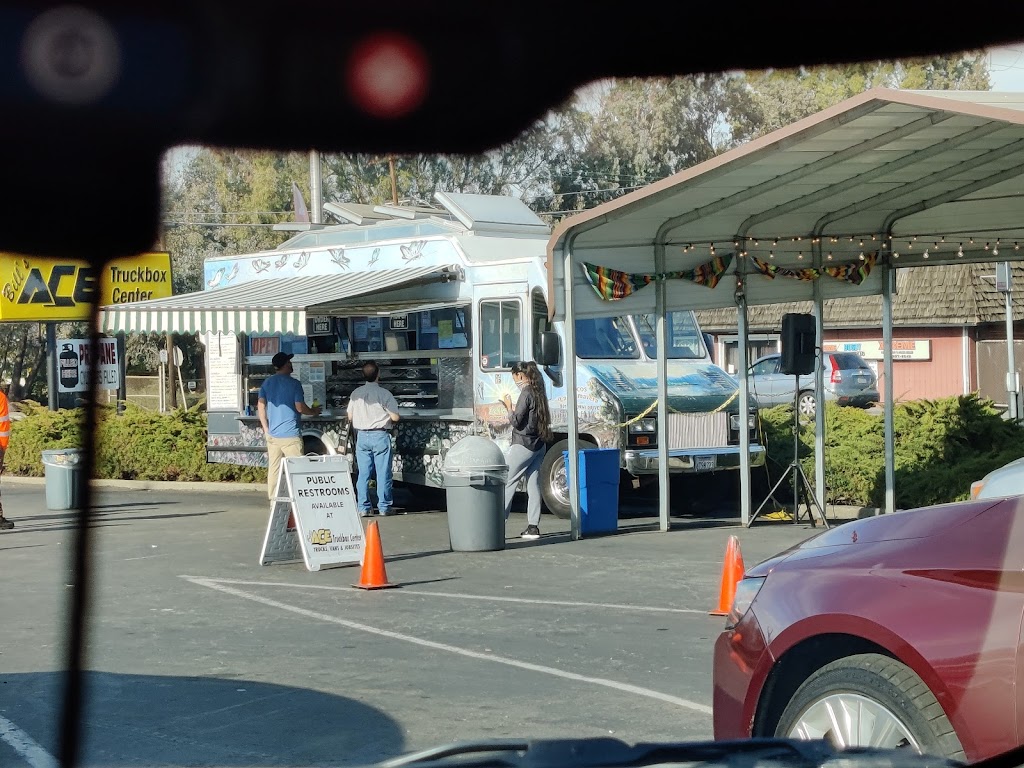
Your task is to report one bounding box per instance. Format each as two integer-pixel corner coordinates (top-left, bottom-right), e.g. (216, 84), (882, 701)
(59, 343), (79, 389)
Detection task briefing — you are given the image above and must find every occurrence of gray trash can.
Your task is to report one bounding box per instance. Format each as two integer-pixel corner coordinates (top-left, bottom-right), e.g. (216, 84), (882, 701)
(442, 436), (508, 551)
(41, 448), (84, 511)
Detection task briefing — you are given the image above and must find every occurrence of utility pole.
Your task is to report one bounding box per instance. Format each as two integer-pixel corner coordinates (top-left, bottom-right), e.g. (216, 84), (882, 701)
(388, 156), (399, 205)
(309, 150), (323, 224)
(997, 262), (1018, 420)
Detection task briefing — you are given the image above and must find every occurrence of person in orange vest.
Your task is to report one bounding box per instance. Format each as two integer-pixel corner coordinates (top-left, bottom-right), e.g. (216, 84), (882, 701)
(0, 389), (11, 530)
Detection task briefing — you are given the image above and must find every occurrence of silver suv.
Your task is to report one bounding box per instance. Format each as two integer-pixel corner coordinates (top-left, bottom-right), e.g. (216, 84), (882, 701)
(747, 351), (879, 417)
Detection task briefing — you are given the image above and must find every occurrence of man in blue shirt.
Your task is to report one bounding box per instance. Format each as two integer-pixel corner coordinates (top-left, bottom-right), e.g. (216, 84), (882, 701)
(258, 352), (321, 498)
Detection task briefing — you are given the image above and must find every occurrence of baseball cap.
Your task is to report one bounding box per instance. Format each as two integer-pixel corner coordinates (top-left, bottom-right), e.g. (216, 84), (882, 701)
(272, 352), (294, 369)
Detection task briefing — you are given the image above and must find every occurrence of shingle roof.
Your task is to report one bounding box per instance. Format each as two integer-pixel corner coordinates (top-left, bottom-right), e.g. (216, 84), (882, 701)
(694, 263), (1024, 330)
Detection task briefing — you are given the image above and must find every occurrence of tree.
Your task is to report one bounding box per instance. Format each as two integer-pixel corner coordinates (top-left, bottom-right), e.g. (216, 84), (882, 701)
(733, 53), (991, 142)
(540, 74), (754, 213)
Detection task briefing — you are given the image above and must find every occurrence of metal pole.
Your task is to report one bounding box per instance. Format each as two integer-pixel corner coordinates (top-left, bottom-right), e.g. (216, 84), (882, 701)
(116, 332), (126, 415)
(654, 243), (670, 532)
(46, 322), (58, 410)
(737, 283), (751, 526)
(812, 244), (826, 512)
(309, 150), (323, 225)
(564, 234), (581, 541)
(882, 261), (896, 514)
(1005, 264), (1017, 421)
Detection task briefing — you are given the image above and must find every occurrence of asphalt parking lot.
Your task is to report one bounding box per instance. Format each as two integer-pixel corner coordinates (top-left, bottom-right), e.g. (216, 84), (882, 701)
(0, 478), (841, 768)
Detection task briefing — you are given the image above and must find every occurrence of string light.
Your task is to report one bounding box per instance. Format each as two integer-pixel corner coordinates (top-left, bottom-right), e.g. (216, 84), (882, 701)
(994, 243), (999, 256)
(893, 252), (900, 259)
(797, 251), (804, 259)
(859, 252), (866, 260)
(984, 242), (990, 250)
(923, 248), (929, 258)
(710, 242), (715, 254)
(958, 243), (964, 257)
(1016, 242), (1020, 251)
(827, 252), (833, 260)
(769, 250), (775, 259)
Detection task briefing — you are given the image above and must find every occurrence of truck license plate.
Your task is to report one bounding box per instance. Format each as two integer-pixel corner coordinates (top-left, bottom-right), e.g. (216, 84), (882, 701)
(695, 455), (716, 471)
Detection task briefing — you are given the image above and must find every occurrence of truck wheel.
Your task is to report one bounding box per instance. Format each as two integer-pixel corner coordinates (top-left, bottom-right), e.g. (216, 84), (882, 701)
(540, 439), (596, 519)
(302, 435), (328, 456)
(775, 653), (965, 760)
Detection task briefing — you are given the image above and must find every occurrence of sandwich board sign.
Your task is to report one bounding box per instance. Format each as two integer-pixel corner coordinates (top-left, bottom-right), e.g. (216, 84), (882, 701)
(260, 454), (365, 571)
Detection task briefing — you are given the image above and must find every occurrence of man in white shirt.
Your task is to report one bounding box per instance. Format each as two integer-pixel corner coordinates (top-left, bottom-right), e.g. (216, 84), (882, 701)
(347, 361), (400, 516)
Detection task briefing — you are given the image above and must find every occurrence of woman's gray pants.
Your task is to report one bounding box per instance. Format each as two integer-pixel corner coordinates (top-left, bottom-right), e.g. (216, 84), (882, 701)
(503, 443), (546, 526)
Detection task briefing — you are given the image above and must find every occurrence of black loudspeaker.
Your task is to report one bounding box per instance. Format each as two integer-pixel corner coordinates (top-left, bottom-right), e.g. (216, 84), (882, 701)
(780, 313), (816, 375)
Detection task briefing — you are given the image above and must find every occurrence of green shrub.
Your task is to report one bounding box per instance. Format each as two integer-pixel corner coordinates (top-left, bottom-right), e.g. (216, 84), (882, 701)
(757, 394), (1024, 509)
(6, 402), (265, 483)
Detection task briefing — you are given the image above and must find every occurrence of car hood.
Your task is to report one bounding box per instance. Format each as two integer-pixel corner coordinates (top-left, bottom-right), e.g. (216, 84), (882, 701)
(585, 360), (740, 413)
(745, 499), (1000, 578)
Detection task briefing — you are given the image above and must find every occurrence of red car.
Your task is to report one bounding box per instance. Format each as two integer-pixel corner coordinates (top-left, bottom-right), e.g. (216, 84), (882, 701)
(713, 495), (1024, 763)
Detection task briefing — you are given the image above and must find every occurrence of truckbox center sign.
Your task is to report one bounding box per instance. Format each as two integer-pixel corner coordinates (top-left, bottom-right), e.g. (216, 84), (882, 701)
(0, 252), (172, 321)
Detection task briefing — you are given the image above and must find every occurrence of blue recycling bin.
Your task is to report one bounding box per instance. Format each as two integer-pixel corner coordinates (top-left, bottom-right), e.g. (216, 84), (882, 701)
(562, 448), (620, 534)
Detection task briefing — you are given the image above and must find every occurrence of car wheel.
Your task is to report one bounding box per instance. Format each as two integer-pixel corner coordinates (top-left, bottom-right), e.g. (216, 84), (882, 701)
(775, 653), (965, 760)
(540, 438), (597, 519)
(797, 391), (816, 419)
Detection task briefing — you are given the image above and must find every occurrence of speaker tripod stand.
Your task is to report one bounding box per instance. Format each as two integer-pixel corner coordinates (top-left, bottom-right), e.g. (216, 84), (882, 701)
(748, 376), (830, 529)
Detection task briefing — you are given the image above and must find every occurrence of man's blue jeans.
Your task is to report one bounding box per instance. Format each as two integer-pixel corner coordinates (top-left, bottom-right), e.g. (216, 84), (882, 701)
(356, 430), (394, 514)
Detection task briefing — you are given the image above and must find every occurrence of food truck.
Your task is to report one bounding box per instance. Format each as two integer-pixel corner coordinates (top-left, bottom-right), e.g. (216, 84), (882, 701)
(101, 192), (764, 517)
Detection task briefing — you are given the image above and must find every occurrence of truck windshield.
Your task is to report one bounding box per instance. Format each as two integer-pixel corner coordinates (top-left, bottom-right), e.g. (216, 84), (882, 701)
(631, 312), (706, 359)
(574, 317), (640, 359)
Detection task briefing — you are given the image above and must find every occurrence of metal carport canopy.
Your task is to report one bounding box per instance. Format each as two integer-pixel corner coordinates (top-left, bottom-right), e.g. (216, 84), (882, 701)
(545, 87), (1024, 537)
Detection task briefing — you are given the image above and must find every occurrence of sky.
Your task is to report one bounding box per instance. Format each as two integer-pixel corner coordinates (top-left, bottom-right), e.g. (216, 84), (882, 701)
(986, 44), (1024, 90)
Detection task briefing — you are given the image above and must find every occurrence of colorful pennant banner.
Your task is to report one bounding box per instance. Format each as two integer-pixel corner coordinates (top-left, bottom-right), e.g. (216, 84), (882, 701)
(582, 254), (733, 302)
(752, 253), (877, 285)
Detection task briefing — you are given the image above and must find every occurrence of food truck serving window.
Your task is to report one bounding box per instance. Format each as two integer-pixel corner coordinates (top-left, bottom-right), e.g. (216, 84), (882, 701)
(351, 308), (469, 353)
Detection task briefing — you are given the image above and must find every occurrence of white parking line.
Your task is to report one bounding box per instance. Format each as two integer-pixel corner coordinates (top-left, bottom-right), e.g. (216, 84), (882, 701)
(190, 576), (708, 615)
(0, 715), (57, 768)
(182, 576), (712, 716)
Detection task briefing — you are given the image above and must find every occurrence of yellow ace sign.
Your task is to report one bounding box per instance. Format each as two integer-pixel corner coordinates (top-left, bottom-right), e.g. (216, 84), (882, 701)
(0, 252), (172, 321)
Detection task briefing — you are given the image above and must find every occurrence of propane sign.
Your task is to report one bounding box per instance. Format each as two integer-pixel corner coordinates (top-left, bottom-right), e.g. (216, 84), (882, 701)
(0, 252), (172, 322)
(58, 338), (120, 393)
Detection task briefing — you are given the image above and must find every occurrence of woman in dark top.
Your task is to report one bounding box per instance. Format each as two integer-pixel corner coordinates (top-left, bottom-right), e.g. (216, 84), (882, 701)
(501, 361), (553, 539)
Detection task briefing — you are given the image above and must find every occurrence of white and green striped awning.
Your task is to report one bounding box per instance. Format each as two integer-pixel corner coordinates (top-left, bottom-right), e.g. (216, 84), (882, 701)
(100, 264), (462, 335)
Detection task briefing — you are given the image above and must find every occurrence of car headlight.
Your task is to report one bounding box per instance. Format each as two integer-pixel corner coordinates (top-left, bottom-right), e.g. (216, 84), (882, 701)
(725, 576), (766, 630)
(729, 413), (756, 431)
(628, 418), (657, 434)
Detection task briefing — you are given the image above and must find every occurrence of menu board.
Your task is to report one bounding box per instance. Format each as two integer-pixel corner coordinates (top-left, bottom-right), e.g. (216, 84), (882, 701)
(205, 332), (241, 411)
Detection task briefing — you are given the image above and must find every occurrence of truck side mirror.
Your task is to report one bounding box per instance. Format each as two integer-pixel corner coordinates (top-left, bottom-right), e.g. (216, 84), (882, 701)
(537, 331), (560, 367)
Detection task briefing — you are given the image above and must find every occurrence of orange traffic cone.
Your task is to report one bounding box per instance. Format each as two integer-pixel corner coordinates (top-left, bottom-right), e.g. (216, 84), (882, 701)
(709, 535), (745, 616)
(353, 520), (399, 590)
